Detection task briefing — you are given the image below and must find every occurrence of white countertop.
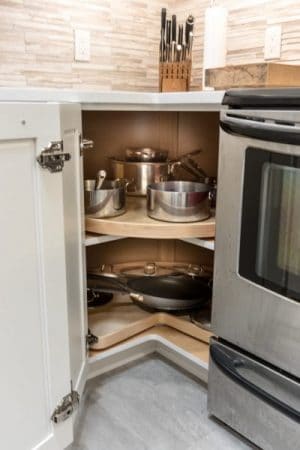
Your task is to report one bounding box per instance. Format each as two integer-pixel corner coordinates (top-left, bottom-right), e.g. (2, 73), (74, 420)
(0, 87), (225, 111)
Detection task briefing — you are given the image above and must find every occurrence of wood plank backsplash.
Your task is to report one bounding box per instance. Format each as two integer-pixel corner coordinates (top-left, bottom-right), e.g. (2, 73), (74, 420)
(0, 0), (300, 91)
(0, 0), (169, 91)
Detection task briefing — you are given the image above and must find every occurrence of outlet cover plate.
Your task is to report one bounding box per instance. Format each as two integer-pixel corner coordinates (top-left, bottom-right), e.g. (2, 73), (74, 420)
(264, 25), (282, 60)
(74, 29), (90, 62)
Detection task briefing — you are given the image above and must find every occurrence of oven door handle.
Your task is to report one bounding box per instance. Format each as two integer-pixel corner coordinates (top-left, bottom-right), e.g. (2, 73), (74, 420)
(220, 115), (300, 145)
(210, 343), (300, 423)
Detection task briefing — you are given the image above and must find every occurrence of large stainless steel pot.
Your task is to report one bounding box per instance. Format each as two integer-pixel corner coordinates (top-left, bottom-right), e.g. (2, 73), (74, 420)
(125, 147), (168, 162)
(147, 181), (211, 223)
(110, 157), (177, 196)
(84, 179), (126, 218)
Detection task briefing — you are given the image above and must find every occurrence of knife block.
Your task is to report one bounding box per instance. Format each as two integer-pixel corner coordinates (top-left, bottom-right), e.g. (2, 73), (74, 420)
(159, 61), (192, 92)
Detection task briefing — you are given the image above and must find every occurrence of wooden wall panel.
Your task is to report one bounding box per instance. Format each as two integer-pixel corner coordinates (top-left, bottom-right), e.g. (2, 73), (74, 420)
(1, 1), (299, 91)
(82, 110), (219, 179)
(177, 112), (219, 178)
(82, 110), (178, 179)
(86, 238), (213, 270)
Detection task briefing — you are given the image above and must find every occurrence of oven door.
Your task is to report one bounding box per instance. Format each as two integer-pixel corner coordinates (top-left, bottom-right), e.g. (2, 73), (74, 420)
(212, 110), (300, 377)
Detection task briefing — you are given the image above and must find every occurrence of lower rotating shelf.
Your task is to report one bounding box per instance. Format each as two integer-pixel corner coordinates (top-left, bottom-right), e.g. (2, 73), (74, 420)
(85, 197), (215, 239)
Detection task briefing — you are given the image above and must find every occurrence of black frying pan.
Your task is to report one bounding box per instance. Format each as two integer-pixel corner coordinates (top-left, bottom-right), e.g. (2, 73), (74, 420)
(87, 272), (212, 312)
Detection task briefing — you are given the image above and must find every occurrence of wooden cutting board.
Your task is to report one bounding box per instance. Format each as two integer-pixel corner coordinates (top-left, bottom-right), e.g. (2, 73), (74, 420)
(205, 63), (300, 90)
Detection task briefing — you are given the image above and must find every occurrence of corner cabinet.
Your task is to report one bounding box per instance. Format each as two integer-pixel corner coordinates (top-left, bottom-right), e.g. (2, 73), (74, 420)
(0, 94), (222, 450)
(0, 103), (86, 450)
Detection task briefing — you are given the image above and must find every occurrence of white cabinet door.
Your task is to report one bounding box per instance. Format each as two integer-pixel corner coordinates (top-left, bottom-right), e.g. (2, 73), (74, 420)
(0, 103), (78, 450)
(60, 104), (88, 398)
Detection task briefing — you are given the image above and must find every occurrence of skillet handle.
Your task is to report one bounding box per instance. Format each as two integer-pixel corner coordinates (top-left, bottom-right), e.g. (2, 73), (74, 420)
(130, 293), (144, 303)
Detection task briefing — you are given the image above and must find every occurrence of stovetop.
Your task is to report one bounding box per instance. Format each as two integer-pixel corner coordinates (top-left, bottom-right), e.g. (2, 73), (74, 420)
(223, 88), (300, 109)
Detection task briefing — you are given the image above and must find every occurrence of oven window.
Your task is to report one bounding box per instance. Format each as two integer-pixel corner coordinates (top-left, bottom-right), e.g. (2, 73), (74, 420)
(239, 147), (300, 302)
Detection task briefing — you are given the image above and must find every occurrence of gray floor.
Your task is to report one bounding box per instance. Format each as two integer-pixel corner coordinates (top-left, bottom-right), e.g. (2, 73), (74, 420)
(71, 355), (253, 450)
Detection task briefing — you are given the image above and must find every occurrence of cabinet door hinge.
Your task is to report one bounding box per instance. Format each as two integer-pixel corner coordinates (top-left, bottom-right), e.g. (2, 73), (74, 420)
(37, 140), (71, 173)
(86, 329), (99, 349)
(51, 382), (79, 424)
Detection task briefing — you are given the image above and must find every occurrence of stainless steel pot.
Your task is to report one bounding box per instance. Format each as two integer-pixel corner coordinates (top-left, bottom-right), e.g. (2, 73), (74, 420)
(147, 181), (211, 223)
(125, 147), (168, 162)
(84, 179), (126, 218)
(110, 157), (176, 196)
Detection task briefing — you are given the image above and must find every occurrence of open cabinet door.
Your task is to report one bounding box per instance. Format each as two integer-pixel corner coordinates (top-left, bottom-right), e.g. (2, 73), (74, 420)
(0, 103), (76, 450)
(60, 104), (89, 398)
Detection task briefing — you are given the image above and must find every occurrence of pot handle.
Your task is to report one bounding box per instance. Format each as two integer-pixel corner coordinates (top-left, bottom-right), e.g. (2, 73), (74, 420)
(168, 160), (181, 176)
(168, 149), (203, 177)
(208, 183), (217, 208)
(121, 178), (136, 193)
(115, 177), (135, 188)
(184, 149), (202, 157)
(89, 265), (129, 288)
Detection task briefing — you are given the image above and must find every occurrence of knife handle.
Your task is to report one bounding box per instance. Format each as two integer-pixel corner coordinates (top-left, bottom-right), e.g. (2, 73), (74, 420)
(185, 14), (194, 45)
(171, 41), (176, 63)
(161, 8), (167, 30)
(160, 8), (167, 63)
(172, 15), (177, 42)
(160, 31), (164, 62)
(178, 24), (183, 45)
(166, 20), (171, 45)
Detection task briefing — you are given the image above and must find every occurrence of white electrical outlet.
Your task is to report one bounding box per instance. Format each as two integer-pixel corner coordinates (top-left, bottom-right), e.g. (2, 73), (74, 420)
(264, 25), (282, 60)
(74, 29), (90, 62)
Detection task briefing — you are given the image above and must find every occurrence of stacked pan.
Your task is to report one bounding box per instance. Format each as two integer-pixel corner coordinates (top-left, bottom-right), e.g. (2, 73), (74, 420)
(87, 261), (212, 313)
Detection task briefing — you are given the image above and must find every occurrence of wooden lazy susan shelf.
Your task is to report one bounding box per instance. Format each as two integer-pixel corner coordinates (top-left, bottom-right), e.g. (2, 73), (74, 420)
(88, 294), (212, 352)
(85, 197), (215, 239)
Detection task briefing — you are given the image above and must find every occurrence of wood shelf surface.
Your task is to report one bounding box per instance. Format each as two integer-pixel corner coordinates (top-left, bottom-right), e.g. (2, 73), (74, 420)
(85, 233), (124, 246)
(88, 293), (212, 351)
(90, 326), (210, 364)
(132, 327), (209, 363)
(85, 197), (215, 239)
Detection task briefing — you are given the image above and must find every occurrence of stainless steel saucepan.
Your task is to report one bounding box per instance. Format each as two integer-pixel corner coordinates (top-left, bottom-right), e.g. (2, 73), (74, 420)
(84, 179), (127, 218)
(147, 180), (211, 223)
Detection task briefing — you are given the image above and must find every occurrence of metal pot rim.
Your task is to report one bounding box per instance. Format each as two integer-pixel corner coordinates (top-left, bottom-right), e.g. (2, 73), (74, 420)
(125, 147), (169, 162)
(109, 157), (171, 166)
(147, 180), (211, 193)
(84, 179), (126, 193)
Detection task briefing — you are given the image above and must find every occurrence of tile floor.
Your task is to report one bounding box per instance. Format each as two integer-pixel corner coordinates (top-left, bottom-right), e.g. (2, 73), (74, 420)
(71, 355), (254, 450)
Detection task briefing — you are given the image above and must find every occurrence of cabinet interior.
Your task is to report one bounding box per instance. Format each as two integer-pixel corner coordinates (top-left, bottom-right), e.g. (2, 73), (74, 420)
(82, 110), (219, 359)
(86, 238), (214, 268)
(82, 110), (219, 180)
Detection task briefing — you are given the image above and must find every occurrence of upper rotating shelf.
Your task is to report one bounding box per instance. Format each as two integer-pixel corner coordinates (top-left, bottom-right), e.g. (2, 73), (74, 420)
(85, 197), (215, 240)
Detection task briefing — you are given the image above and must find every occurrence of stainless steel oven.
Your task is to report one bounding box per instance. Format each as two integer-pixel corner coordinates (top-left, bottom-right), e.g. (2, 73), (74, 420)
(208, 89), (300, 450)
